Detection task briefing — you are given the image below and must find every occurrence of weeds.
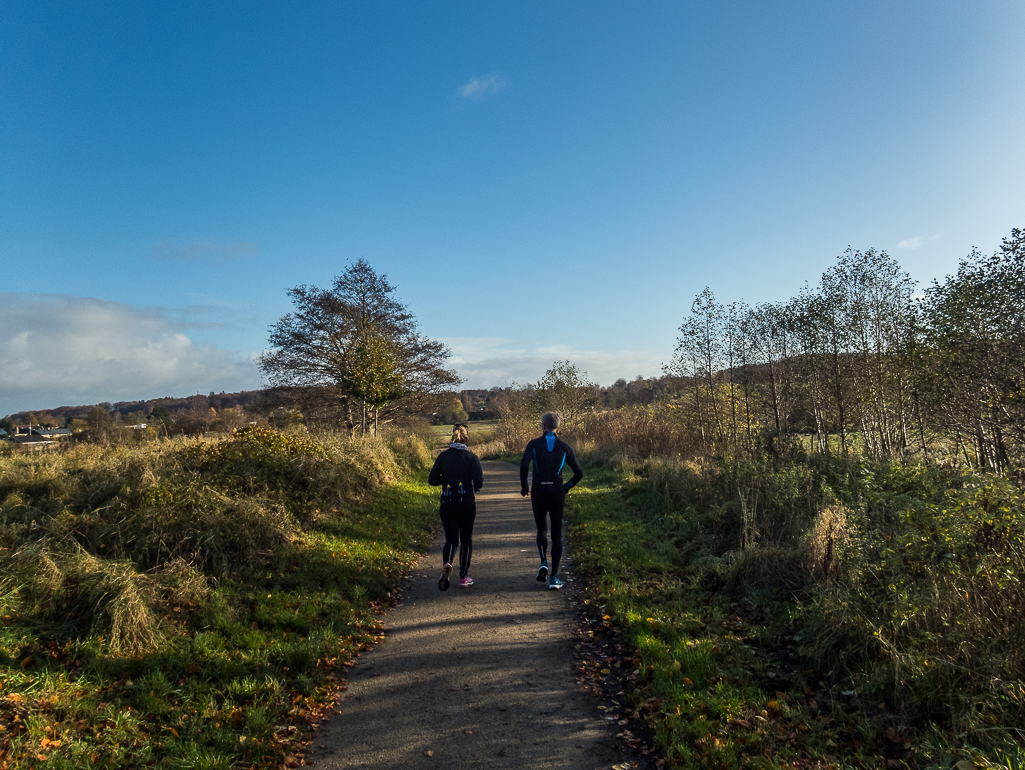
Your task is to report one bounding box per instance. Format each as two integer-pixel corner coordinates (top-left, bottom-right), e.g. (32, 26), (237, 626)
(0, 428), (439, 768)
(568, 449), (1025, 768)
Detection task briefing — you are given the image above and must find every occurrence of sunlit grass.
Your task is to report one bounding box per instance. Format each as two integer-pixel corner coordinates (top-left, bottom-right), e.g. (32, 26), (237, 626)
(0, 430), (438, 768)
(566, 451), (1025, 769)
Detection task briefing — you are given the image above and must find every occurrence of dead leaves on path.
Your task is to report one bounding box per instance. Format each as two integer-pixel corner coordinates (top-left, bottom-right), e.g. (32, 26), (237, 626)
(572, 602), (657, 766)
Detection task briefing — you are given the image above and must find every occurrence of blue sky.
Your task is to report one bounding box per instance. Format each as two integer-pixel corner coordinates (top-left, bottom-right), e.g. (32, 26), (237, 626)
(2, 1), (1023, 416)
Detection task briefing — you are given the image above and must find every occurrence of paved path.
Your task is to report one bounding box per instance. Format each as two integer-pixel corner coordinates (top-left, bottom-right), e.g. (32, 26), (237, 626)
(308, 461), (631, 770)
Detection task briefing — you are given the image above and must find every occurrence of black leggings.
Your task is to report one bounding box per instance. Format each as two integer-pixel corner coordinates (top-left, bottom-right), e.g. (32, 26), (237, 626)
(531, 490), (565, 577)
(440, 501), (477, 578)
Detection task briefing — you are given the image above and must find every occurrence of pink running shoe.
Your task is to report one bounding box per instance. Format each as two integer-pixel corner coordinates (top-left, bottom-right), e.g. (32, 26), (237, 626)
(458, 576), (474, 588)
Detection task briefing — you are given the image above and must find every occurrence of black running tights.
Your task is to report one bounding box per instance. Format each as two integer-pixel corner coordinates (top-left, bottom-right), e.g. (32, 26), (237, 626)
(531, 491), (566, 577)
(440, 501), (476, 578)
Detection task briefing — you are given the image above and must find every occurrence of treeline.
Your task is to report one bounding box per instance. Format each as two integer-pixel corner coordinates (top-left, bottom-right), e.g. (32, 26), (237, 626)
(1, 391), (272, 439)
(667, 227), (1025, 471)
(436, 378), (668, 424)
(2, 391), (262, 428)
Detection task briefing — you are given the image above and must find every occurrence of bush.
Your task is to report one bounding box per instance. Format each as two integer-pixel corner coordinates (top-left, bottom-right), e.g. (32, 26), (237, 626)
(386, 433), (432, 471)
(566, 406), (702, 459)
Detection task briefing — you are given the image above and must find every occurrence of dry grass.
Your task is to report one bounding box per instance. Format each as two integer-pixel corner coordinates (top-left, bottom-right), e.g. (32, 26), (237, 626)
(567, 406), (702, 459)
(0, 428), (408, 657)
(386, 433), (432, 471)
(805, 503), (857, 582)
(4, 541), (162, 654)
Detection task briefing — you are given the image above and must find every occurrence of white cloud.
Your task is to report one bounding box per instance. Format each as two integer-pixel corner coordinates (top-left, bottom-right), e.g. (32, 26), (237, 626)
(458, 73), (507, 101)
(0, 294), (262, 415)
(440, 337), (665, 389)
(898, 233), (943, 250)
(151, 238), (258, 262)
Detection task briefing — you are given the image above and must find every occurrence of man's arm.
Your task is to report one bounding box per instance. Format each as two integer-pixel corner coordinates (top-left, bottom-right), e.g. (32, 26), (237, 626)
(519, 441), (532, 496)
(563, 445), (583, 492)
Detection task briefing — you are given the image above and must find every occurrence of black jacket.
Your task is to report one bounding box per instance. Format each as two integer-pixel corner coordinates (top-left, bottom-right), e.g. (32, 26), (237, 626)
(429, 445), (484, 502)
(520, 433), (583, 495)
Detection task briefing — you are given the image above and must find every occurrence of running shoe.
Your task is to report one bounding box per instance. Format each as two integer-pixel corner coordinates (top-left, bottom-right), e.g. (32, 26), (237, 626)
(458, 576), (474, 588)
(548, 575), (563, 590)
(438, 563), (451, 591)
(536, 560), (549, 582)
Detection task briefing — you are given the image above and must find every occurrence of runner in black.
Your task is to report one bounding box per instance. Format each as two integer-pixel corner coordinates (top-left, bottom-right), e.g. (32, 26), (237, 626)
(519, 412), (583, 589)
(429, 424), (484, 590)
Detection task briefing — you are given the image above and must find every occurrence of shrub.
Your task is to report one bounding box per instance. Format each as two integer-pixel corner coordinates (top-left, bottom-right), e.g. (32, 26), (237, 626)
(587, 445), (1025, 756)
(386, 433), (432, 471)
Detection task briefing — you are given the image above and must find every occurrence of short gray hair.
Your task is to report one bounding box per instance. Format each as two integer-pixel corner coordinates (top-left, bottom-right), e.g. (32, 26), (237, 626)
(541, 412), (561, 431)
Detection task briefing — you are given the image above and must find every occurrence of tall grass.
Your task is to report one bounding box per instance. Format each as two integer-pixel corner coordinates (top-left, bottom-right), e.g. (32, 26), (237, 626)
(0, 427), (439, 768)
(567, 418), (1025, 767)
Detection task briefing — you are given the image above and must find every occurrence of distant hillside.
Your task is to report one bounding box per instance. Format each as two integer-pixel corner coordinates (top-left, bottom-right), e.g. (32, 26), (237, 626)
(3, 390), (265, 427)
(3, 375), (680, 429)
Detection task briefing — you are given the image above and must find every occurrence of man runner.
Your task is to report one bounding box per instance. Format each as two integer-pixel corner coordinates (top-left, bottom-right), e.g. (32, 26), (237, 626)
(519, 412), (583, 589)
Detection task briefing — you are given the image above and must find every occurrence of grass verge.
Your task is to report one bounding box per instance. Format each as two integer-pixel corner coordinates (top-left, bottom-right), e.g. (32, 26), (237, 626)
(0, 430), (438, 769)
(566, 454), (1024, 770)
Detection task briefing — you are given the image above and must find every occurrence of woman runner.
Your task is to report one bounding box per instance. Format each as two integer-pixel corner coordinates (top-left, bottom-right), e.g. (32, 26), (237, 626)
(428, 424), (484, 589)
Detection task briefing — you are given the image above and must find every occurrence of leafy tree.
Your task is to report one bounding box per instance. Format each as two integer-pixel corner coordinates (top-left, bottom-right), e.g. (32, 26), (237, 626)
(535, 360), (598, 424)
(175, 407), (215, 437)
(743, 301), (796, 443)
(259, 259), (460, 434)
(918, 229), (1025, 469)
(86, 406), (114, 443)
(212, 407), (250, 434)
(150, 407), (172, 435)
(667, 288), (727, 451)
(435, 397), (469, 425)
(341, 329), (406, 435)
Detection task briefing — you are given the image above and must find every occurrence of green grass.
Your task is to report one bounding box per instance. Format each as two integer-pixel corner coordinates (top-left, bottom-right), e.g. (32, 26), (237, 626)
(0, 430), (438, 768)
(566, 454), (1025, 770)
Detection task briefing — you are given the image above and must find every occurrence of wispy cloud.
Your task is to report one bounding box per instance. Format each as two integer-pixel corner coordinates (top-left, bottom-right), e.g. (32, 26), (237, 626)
(0, 294), (261, 415)
(898, 233), (942, 250)
(458, 73), (507, 101)
(151, 238), (258, 263)
(440, 337), (663, 389)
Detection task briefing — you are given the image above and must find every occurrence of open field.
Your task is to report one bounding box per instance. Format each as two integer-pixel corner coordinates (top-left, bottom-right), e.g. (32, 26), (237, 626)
(427, 421), (501, 449)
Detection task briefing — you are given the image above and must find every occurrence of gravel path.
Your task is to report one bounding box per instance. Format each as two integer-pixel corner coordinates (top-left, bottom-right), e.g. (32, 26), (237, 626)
(308, 461), (635, 770)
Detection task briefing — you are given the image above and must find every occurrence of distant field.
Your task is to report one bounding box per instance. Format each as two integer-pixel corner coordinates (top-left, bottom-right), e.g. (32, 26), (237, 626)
(426, 422), (502, 451)
(429, 421), (500, 448)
